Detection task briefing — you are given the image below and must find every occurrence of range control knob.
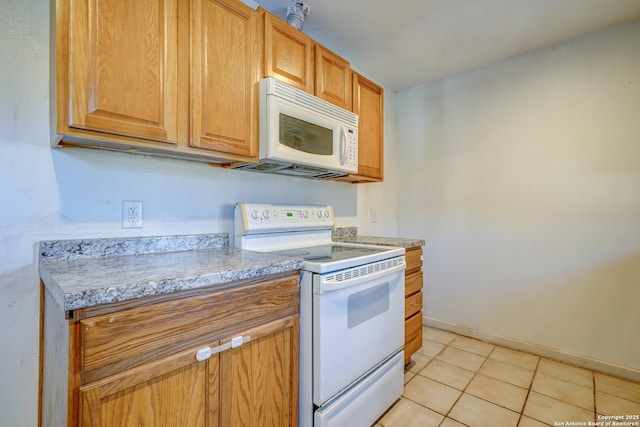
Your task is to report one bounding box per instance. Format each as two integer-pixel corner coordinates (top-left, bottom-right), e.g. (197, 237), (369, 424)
(323, 210), (330, 218)
(263, 209), (270, 219)
(317, 210), (323, 218)
(301, 210), (309, 219)
(251, 209), (260, 220)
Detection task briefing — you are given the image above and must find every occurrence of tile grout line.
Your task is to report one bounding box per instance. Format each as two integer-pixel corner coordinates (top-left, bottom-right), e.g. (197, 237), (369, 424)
(438, 338), (493, 427)
(518, 356), (544, 426)
(438, 337), (475, 427)
(412, 329), (640, 427)
(593, 370), (597, 422)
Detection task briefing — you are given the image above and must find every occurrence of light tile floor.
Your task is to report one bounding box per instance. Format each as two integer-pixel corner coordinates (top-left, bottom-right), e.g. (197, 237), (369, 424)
(375, 326), (640, 427)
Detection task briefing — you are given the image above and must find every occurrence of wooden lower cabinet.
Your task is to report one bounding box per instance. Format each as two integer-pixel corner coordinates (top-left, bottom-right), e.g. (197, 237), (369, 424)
(404, 247), (424, 365)
(41, 273), (299, 427)
(79, 347), (210, 426)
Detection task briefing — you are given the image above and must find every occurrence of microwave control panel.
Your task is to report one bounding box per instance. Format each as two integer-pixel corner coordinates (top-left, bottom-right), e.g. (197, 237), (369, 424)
(344, 127), (358, 170)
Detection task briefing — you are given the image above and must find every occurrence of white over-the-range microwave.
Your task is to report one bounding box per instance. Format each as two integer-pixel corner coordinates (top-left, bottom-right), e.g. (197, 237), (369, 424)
(230, 77), (359, 179)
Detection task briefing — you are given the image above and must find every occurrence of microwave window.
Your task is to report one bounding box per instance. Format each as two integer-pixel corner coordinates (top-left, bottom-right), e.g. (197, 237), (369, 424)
(279, 114), (333, 155)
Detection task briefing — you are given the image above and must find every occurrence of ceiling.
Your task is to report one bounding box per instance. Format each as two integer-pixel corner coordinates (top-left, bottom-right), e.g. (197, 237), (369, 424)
(254, 0), (640, 91)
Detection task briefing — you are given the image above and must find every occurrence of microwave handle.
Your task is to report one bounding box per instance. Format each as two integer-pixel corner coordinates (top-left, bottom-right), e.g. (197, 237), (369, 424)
(339, 126), (347, 165)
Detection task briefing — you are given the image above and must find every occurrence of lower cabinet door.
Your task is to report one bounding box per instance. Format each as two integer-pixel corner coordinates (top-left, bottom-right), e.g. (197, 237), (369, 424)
(219, 317), (299, 427)
(79, 345), (213, 427)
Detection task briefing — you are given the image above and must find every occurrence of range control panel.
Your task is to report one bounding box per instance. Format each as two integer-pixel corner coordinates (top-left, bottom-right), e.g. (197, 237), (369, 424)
(235, 203), (334, 235)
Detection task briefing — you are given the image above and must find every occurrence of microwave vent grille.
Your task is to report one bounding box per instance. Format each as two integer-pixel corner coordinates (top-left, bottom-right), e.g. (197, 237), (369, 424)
(271, 79), (358, 127)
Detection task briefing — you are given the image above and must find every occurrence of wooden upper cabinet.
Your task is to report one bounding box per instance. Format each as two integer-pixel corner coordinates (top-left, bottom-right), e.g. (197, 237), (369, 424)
(63, 0), (179, 144)
(262, 9), (314, 94)
(351, 72), (384, 181)
(190, 0), (259, 158)
(314, 45), (351, 110)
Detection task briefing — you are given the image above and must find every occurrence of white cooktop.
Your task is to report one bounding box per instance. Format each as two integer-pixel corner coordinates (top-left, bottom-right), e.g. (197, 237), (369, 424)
(234, 203), (404, 273)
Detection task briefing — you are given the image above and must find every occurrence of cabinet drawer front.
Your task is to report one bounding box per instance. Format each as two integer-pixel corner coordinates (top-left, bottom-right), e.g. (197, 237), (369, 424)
(405, 271), (423, 297)
(405, 291), (422, 320)
(405, 248), (422, 274)
(404, 312), (423, 364)
(80, 275), (299, 383)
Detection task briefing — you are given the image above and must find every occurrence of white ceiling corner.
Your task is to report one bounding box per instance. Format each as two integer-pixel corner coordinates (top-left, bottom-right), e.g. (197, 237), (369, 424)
(255, 0), (640, 91)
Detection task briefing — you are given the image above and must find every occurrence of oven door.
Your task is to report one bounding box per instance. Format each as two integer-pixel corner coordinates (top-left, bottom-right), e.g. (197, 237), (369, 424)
(312, 259), (405, 405)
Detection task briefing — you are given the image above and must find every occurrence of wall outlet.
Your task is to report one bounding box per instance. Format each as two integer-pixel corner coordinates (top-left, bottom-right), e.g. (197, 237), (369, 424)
(122, 201), (143, 229)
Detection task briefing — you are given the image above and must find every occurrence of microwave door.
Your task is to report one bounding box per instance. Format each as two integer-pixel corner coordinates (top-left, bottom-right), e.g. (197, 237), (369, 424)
(266, 96), (345, 171)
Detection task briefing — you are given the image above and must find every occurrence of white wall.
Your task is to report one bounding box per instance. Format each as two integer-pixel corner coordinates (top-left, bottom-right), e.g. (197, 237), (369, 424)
(0, 1), (399, 424)
(397, 20), (640, 376)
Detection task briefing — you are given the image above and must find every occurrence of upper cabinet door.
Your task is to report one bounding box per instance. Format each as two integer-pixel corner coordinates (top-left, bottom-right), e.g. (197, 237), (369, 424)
(65, 0), (179, 143)
(353, 72), (384, 180)
(190, 0), (259, 159)
(262, 10), (314, 94)
(314, 45), (351, 110)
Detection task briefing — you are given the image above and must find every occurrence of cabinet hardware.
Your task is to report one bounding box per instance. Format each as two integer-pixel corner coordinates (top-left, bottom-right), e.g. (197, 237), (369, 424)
(195, 336), (251, 361)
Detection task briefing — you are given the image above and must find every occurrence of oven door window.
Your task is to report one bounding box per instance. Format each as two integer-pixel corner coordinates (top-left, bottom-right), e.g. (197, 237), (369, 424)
(279, 113), (333, 155)
(348, 283), (389, 328)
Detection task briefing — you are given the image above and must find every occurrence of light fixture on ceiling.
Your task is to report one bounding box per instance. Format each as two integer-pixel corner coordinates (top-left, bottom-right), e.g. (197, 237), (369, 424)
(286, 2), (310, 31)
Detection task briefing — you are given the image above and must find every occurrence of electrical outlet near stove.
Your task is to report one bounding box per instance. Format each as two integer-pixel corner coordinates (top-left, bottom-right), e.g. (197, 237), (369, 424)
(122, 201), (143, 228)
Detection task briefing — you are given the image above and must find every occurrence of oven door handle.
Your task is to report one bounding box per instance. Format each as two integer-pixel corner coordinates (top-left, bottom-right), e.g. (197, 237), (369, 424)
(316, 263), (406, 293)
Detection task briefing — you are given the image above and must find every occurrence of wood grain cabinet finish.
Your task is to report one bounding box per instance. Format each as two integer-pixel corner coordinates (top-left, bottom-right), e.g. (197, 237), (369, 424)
(262, 9), (314, 94)
(404, 247), (424, 365)
(261, 9), (351, 110)
(334, 72), (384, 183)
(61, 0), (180, 144)
(40, 273), (300, 427)
(190, 0), (259, 158)
(55, 0), (259, 163)
(314, 45), (351, 110)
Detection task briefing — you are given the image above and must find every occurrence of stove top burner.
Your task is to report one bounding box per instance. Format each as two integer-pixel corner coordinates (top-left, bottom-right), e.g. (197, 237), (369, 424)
(273, 244), (389, 263)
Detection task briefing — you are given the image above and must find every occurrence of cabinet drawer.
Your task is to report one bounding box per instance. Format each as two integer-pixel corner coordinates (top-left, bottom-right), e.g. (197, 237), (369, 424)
(80, 274), (299, 383)
(405, 291), (422, 319)
(405, 248), (422, 274)
(405, 271), (423, 297)
(404, 312), (423, 364)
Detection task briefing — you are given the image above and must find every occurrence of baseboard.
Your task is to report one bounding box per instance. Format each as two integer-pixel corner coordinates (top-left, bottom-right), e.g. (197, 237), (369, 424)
(424, 316), (640, 383)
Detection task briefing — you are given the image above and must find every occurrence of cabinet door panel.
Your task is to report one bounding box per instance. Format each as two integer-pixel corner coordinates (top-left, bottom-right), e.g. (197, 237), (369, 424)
(263, 11), (313, 93)
(220, 317), (298, 427)
(79, 346), (209, 427)
(353, 73), (384, 180)
(405, 312), (423, 365)
(315, 45), (351, 110)
(190, 0), (258, 158)
(67, 0), (178, 143)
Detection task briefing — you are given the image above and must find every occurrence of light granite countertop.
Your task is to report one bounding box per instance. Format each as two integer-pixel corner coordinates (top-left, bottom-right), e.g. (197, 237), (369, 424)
(39, 234), (304, 311)
(333, 235), (425, 249)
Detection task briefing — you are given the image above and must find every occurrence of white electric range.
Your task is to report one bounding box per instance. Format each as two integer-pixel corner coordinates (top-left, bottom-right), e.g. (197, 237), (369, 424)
(235, 203), (405, 427)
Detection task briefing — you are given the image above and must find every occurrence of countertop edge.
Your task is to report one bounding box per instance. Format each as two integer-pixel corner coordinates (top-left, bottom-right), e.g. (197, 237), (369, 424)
(38, 234), (304, 312)
(333, 235), (425, 249)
